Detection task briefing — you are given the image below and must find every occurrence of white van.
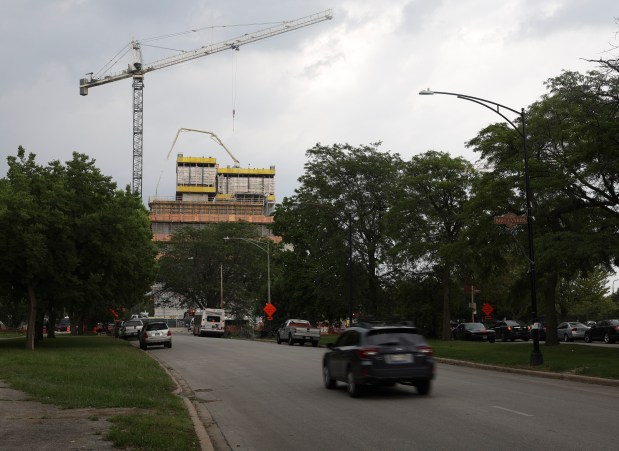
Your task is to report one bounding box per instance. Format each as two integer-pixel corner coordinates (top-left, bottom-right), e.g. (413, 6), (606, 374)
(192, 308), (225, 337)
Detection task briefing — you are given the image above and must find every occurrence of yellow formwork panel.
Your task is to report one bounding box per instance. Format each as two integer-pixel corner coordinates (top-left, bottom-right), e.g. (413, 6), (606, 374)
(177, 156), (218, 165)
(217, 167), (275, 175)
(176, 186), (217, 193)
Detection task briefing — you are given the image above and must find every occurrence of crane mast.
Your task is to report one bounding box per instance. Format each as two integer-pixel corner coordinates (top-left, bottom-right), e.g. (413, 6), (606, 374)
(80, 9), (333, 197)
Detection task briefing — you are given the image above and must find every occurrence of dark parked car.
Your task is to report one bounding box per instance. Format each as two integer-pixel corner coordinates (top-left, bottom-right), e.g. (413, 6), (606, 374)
(55, 317), (70, 332)
(322, 321), (434, 397)
(139, 321), (172, 350)
(453, 323), (495, 343)
(584, 320), (619, 344)
(492, 320), (531, 342)
(557, 322), (588, 342)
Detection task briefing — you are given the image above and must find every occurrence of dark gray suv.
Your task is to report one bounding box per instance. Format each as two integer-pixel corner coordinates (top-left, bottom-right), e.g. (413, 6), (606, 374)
(322, 321), (434, 397)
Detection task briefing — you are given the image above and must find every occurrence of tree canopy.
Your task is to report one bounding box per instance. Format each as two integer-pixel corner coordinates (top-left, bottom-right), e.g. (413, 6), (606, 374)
(0, 147), (157, 349)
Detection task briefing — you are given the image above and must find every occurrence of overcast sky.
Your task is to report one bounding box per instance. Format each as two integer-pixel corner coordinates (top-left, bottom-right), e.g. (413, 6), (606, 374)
(1, 0), (617, 204)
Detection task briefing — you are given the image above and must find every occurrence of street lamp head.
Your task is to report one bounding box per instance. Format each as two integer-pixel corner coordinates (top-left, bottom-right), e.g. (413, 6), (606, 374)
(419, 89), (435, 95)
(223, 236), (229, 241)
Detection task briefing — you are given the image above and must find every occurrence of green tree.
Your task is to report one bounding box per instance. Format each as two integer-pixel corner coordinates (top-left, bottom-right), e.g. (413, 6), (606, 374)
(156, 223), (268, 321)
(0, 148), (57, 348)
(387, 151), (478, 340)
(557, 268), (613, 320)
(274, 142), (403, 320)
(0, 148), (157, 348)
(466, 69), (619, 345)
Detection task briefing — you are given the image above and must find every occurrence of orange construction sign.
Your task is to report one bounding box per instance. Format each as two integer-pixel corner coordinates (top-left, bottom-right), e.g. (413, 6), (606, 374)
(263, 302), (276, 320)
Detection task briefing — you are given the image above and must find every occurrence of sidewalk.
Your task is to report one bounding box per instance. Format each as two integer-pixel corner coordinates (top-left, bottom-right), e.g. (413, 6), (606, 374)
(0, 380), (118, 450)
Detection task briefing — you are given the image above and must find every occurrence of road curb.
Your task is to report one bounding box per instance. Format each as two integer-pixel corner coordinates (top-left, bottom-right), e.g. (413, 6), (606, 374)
(146, 350), (214, 451)
(435, 357), (619, 387)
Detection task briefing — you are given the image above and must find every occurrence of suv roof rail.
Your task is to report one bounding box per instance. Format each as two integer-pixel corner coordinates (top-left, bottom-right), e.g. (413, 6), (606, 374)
(356, 317), (417, 329)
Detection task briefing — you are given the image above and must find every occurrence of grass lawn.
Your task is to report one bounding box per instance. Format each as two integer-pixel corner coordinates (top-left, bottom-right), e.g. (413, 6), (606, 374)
(0, 335), (199, 451)
(429, 339), (619, 379)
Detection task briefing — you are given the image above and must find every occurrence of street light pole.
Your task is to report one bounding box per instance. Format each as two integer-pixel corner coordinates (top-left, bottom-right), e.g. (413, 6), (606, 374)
(348, 215), (353, 325)
(223, 237), (271, 302)
(419, 89), (543, 366)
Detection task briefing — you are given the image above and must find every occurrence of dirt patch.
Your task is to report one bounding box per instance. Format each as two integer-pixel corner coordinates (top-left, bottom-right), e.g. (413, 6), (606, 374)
(0, 380), (138, 450)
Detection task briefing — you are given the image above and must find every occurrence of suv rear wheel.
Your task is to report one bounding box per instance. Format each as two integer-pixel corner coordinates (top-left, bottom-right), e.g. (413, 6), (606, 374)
(416, 380), (431, 395)
(347, 369), (362, 398)
(323, 365), (336, 389)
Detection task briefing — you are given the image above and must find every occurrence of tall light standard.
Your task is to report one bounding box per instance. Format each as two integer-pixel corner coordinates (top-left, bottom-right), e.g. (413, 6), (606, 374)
(223, 237), (271, 302)
(419, 89), (543, 366)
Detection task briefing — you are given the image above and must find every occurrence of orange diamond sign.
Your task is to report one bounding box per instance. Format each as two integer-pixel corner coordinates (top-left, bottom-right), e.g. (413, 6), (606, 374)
(481, 303), (494, 316)
(263, 302), (276, 320)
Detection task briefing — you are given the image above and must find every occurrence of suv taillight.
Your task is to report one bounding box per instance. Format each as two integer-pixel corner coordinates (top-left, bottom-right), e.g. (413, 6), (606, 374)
(614, 326), (619, 332)
(418, 346), (433, 356)
(357, 347), (379, 359)
(167, 330), (172, 336)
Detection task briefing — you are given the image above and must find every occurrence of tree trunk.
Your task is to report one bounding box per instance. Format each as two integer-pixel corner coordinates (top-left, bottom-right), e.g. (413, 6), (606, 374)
(442, 265), (452, 340)
(47, 310), (57, 339)
(25, 285), (37, 351)
(544, 270), (560, 346)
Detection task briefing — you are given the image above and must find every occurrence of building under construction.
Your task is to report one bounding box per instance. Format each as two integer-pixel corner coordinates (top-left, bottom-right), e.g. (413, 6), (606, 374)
(148, 153), (275, 241)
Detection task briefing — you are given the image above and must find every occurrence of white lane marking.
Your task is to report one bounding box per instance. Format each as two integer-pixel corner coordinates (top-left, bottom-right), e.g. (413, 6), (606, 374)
(491, 405), (534, 417)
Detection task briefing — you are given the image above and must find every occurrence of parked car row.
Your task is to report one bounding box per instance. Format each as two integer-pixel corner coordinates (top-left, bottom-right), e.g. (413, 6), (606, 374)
(451, 319), (619, 344)
(117, 317), (173, 350)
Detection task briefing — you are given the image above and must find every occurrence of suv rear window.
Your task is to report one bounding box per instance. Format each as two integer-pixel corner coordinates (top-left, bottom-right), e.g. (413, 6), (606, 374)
(366, 328), (422, 346)
(146, 322), (168, 331)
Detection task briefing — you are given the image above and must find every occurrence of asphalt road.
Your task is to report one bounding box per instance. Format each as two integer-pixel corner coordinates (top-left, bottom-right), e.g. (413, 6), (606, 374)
(152, 331), (619, 451)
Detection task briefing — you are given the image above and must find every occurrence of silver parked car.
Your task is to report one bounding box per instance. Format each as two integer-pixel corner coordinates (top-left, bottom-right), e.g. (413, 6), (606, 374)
(120, 319), (143, 339)
(557, 322), (588, 342)
(139, 321), (172, 350)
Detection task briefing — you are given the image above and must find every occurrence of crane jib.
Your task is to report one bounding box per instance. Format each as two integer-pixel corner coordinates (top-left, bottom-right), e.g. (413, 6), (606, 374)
(79, 9), (332, 92)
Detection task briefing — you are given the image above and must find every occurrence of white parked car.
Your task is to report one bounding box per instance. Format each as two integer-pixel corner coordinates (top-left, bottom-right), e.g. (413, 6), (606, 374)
(120, 319), (143, 339)
(139, 321), (172, 349)
(557, 322), (589, 342)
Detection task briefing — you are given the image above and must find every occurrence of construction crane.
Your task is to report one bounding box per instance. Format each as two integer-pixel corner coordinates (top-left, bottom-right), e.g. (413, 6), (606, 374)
(79, 9), (333, 197)
(167, 128), (240, 167)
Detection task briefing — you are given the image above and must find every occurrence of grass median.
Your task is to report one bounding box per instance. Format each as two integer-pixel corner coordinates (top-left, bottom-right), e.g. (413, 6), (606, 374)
(428, 339), (619, 379)
(319, 334), (619, 380)
(0, 335), (199, 451)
